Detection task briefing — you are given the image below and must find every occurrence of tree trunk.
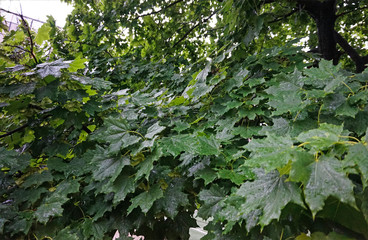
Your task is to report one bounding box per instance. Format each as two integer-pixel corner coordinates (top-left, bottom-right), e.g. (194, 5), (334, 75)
(298, 0), (338, 64)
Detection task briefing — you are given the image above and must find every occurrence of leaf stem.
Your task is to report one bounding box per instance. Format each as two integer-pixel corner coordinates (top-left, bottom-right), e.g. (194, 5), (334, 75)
(335, 141), (357, 145)
(279, 228), (284, 240)
(293, 110), (302, 122)
(338, 135), (360, 143)
(317, 104), (323, 126)
(298, 142), (310, 148)
(341, 81), (354, 95)
(127, 130), (146, 140)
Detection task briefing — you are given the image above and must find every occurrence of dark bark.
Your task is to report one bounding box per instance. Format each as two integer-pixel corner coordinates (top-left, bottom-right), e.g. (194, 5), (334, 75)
(263, 0), (367, 72)
(298, 0), (338, 64)
(334, 31), (368, 73)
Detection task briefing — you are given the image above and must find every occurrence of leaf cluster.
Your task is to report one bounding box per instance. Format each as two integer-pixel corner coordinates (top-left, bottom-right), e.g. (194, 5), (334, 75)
(1, 1), (368, 239)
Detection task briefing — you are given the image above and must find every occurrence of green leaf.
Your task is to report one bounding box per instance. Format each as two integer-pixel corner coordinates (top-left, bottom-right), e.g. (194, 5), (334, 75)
(88, 197), (113, 221)
(35, 196), (65, 224)
(36, 59), (70, 78)
(236, 169), (303, 227)
(218, 169), (247, 185)
(68, 57), (87, 72)
(304, 59), (340, 88)
(145, 122), (165, 139)
(195, 167), (217, 185)
(53, 179), (80, 197)
(127, 184), (163, 214)
(109, 174), (136, 204)
(22, 171), (53, 188)
(336, 101), (359, 118)
(361, 188), (368, 225)
(232, 126), (261, 138)
(260, 117), (290, 136)
(0, 218), (7, 235)
(155, 179), (189, 219)
(92, 156), (130, 182)
(55, 227), (79, 240)
(44, 142), (71, 158)
(296, 123), (343, 151)
(71, 75), (112, 90)
(344, 144), (368, 186)
(35, 80), (59, 101)
(173, 121), (190, 132)
(35, 23), (51, 45)
(289, 150), (315, 183)
(304, 156), (356, 216)
(198, 185), (227, 220)
(168, 96), (186, 106)
(308, 231), (356, 240)
(242, 134), (294, 171)
(266, 81), (304, 115)
(324, 75), (346, 93)
(195, 135), (221, 155)
(160, 134), (196, 157)
(81, 218), (105, 239)
(224, 68), (248, 92)
(0, 82), (36, 97)
(247, 77), (265, 87)
(11, 187), (48, 205)
(135, 148), (162, 180)
(318, 197), (368, 238)
(93, 117), (141, 154)
(0, 147), (30, 174)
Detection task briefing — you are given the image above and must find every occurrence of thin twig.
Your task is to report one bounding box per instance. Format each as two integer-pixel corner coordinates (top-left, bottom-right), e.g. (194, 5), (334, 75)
(19, 14), (39, 64)
(269, 8), (298, 23)
(4, 44), (33, 54)
(336, 6), (368, 18)
(172, 9), (219, 49)
(0, 123), (29, 139)
(0, 114), (51, 139)
(134, 0), (184, 19)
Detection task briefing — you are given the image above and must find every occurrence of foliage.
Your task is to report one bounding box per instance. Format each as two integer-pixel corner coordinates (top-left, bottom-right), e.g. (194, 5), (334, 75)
(1, 0), (368, 239)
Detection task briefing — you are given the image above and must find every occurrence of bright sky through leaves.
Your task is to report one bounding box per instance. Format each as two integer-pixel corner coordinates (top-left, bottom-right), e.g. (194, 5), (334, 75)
(1, 0), (73, 26)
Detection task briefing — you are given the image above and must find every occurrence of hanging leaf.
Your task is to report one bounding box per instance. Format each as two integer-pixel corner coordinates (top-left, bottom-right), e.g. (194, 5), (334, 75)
(35, 23), (52, 45)
(303, 156), (356, 216)
(145, 122), (166, 139)
(198, 185), (227, 220)
(296, 123), (343, 151)
(242, 134), (294, 171)
(68, 57), (87, 72)
(34, 196), (66, 224)
(155, 179), (189, 219)
(36, 59), (70, 78)
(92, 117), (141, 154)
(92, 156), (130, 182)
(236, 169), (303, 227)
(127, 184), (163, 214)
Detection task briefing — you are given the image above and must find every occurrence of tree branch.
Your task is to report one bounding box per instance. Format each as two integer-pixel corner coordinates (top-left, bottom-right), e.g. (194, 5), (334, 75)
(269, 8), (298, 23)
(172, 9), (219, 49)
(334, 31), (368, 72)
(134, 0), (184, 19)
(19, 14), (39, 64)
(0, 123), (29, 139)
(336, 6), (368, 18)
(4, 44), (33, 54)
(0, 114), (52, 139)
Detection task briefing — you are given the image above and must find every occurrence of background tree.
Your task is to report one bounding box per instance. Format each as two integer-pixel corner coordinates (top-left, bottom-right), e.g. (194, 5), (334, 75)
(1, 0), (368, 239)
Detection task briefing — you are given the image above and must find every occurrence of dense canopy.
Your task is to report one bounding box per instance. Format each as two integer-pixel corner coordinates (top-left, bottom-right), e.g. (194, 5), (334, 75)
(1, 0), (368, 239)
